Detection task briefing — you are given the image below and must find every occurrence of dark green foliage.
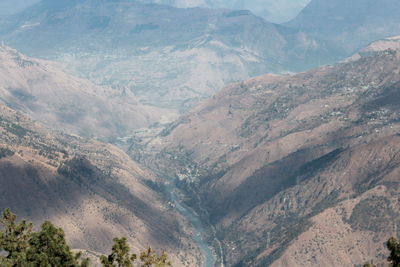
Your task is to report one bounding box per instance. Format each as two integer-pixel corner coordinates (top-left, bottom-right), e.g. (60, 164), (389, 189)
(0, 208), (33, 266)
(26, 221), (89, 267)
(1, 209), (172, 267)
(0, 147), (14, 159)
(100, 237), (136, 267)
(100, 238), (171, 267)
(387, 237), (400, 267)
(139, 247), (171, 267)
(57, 157), (96, 179)
(0, 209), (89, 267)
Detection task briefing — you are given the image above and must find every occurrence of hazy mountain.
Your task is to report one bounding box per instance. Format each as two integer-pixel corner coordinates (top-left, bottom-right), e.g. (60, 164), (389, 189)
(0, 0), (39, 16)
(0, 45), (177, 140)
(0, 0), (333, 110)
(142, 0), (311, 23)
(0, 103), (202, 266)
(287, 0), (400, 54)
(132, 44), (400, 265)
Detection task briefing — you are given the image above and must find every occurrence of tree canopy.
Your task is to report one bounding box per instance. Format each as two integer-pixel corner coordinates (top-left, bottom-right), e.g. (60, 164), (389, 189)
(0, 209), (171, 267)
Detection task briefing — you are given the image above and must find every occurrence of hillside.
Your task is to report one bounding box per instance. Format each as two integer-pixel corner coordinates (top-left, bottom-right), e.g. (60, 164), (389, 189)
(0, 103), (201, 266)
(0, 45), (177, 141)
(287, 0), (400, 54)
(0, 0), (333, 109)
(132, 45), (400, 265)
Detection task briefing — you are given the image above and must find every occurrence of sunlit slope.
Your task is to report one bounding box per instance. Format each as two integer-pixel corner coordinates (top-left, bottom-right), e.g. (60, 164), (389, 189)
(0, 103), (200, 266)
(135, 45), (400, 266)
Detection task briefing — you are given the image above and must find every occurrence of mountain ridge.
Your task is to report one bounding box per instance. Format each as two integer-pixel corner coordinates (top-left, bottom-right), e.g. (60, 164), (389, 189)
(0, 0), (334, 110)
(131, 45), (400, 266)
(0, 45), (178, 140)
(0, 102), (202, 266)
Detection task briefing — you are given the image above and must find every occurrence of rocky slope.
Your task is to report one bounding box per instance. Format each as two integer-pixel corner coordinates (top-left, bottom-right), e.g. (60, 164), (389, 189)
(0, 0), (332, 109)
(0, 45), (177, 141)
(132, 45), (400, 265)
(287, 0), (400, 54)
(0, 103), (201, 266)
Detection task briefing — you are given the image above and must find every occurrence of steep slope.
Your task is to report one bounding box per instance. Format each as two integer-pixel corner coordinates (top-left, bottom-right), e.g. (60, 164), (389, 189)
(0, 0), (330, 109)
(0, 45), (177, 140)
(287, 0), (400, 54)
(0, 103), (201, 266)
(132, 47), (400, 265)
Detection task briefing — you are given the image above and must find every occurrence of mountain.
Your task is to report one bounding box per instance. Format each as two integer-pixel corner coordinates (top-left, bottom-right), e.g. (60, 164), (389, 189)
(0, 0), (39, 16)
(142, 0), (311, 23)
(0, 45), (177, 141)
(0, 0), (332, 110)
(287, 0), (400, 54)
(131, 44), (400, 265)
(0, 103), (203, 266)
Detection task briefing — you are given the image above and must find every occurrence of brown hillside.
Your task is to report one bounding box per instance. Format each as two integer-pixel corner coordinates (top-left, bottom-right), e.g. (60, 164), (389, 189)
(133, 46), (400, 266)
(0, 104), (200, 266)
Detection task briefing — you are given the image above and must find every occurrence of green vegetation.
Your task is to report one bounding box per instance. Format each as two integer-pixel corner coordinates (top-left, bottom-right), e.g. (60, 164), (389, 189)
(387, 237), (400, 267)
(0, 209), (171, 267)
(0, 208), (89, 267)
(0, 147), (14, 159)
(362, 236), (400, 267)
(100, 238), (171, 267)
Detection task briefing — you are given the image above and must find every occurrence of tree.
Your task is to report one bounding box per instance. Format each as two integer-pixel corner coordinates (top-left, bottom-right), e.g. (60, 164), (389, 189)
(387, 237), (400, 267)
(0, 209), (89, 267)
(1, 209), (172, 267)
(139, 247), (171, 267)
(27, 221), (89, 267)
(100, 237), (137, 267)
(100, 239), (171, 267)
(0, 208), (32, 267)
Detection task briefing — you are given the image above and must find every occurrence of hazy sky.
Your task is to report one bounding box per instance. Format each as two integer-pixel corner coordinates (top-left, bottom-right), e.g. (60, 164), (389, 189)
(0, 0), (39, 16)
(0, 0), (311, 23)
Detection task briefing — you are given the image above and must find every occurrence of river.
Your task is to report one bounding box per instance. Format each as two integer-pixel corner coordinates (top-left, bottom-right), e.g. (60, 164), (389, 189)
(165, 179), (217, 267)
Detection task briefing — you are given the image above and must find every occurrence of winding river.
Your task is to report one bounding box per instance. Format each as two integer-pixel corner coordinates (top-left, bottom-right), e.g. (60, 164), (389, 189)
(164, 179), (217, 267)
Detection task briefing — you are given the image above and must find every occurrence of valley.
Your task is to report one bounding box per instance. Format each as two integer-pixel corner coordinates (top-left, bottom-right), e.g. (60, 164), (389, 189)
(1, 0), (400, 266)
(0, 0), (334, 110)
(130, 43), (400, 266)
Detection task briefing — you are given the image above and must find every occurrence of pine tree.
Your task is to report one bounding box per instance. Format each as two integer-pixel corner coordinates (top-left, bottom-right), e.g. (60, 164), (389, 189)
(0, 209), (89, 267)
(100, 237), (137, 267)
(1, 209), (172, 267)
(139, 247), (171, 267)
(387, 237), (400, 267)
(0, 208), (32, 267)
(27, 221), (89, 267)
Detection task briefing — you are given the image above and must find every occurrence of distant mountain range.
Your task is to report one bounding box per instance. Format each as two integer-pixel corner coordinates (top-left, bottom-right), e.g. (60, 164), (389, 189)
(287, 0), (400, 53)
(141, 0), (311, 23)
(133, 41), (400, 266)
(0, 0), (333, 110)
(0, 0), (310, 23)
(0, 45), (177, 141)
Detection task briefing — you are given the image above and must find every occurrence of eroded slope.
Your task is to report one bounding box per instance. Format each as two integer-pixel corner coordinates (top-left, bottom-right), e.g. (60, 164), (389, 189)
(134, 47), (400, 266)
